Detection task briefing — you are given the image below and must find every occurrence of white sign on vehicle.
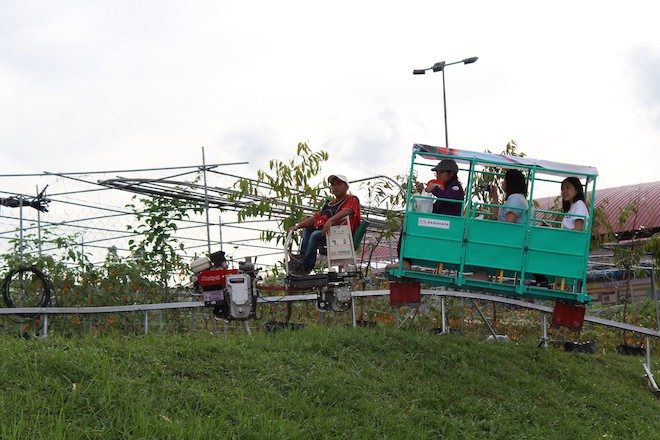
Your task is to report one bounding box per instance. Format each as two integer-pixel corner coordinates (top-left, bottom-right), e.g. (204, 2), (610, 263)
(418, 218), (450, 229)
(327, 224), (356, 267)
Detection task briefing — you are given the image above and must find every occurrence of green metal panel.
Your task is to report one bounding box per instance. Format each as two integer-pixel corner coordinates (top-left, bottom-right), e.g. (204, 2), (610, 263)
(402, 211), (465, 265)
(392, 146), (598, 305)
(464, 219), (525, 271)
(526, 227), (589, 279)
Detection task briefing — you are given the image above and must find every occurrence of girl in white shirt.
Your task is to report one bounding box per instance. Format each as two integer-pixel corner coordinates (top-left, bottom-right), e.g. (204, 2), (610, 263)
(561, 177), (589, 231)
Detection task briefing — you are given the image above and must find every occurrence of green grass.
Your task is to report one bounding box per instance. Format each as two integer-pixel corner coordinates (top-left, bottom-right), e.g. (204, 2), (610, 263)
(1, 328), (658, 439)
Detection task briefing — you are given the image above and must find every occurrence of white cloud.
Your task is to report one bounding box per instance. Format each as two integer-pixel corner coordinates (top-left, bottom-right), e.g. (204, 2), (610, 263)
(1, 0), (659, 192)
(628, 45), (660, 128)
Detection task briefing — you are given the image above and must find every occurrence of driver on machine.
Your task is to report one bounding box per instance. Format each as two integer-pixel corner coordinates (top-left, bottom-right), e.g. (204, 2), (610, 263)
(287, 174), (361, 276)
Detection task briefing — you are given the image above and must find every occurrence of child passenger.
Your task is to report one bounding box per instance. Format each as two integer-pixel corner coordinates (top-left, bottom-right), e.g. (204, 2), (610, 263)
(489, 169), (528, 223)
(560, 177), (589, 231)
(529, 177), (589, 288)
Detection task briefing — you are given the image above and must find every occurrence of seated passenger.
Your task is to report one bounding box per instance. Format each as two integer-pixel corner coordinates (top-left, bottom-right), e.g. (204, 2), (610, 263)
(529, 177), (589, 288)
(426, 159), (465, 215)
(386, 159), (464, 270)
(488, 169), (543, 284)
(287, 174), (361, 275)
(560, 177), (589, 231)
(489, 169), (528, 223)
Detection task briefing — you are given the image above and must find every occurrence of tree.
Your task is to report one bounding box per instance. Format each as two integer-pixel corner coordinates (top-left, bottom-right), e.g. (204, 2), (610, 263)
(609, 191), (648, 345)
(644, 233), (660, 330)
(356, 173), (409, 280)
(126, 193), (204, 291)
(644, 233), (660, 269)
(471, 140), (527, 208)
(229, 142), (330, 247)
(1, 226), (95, 306)
(589, 200), (616, 250)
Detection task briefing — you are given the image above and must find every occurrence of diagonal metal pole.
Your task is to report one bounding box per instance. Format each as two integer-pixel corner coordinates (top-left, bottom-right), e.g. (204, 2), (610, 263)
(472, 300), (498, 340)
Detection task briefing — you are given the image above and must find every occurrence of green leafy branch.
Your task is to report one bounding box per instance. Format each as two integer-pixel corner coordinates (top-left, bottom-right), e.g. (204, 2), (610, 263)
(229, 142), (330, 246)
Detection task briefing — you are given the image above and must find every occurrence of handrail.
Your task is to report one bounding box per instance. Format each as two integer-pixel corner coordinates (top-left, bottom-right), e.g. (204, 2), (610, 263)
(0, 301), (205, 315)
(411, 194), (464, 204)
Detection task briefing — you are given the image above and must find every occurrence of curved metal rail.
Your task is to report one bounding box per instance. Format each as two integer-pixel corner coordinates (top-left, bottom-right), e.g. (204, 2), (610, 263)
(2, 289), (657, 337)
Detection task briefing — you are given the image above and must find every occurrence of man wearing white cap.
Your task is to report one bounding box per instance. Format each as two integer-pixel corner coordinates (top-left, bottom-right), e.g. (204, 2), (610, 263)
(287, 174), (361, 275)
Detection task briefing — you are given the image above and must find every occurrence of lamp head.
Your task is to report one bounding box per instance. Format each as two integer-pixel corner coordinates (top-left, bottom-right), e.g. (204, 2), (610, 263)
(463, 57), (478, 64)
(413, 69), (426, 75)
(431, 61), (446, 72)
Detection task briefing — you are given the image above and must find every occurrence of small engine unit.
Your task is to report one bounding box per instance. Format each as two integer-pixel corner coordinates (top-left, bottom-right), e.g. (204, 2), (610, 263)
(192, 254), (257, 321)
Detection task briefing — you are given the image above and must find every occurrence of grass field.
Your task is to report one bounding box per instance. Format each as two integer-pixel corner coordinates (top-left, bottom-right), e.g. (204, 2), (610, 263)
(1, 327), (658, 439)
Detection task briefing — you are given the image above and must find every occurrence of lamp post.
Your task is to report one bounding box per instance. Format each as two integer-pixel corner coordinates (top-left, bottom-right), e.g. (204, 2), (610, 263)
(413, 57), (478, 148)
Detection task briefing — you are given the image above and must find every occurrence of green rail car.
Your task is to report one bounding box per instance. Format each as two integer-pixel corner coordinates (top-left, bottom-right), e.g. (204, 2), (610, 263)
(388, 144), (598, 304)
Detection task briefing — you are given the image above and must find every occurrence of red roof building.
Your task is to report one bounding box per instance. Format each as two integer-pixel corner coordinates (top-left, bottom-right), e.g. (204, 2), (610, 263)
(535, 180), (660, 237)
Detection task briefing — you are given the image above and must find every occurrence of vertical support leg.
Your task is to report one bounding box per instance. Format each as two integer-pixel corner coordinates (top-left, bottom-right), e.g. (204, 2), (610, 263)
(537, 313), (548, 349)
(351, 296), (357, 328)
(42, 314), (48, 338)
(441, 296), (447, 334)
(144, 311), (149, 335)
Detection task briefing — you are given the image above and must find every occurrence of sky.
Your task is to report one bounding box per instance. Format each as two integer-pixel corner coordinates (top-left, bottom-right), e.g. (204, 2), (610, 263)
(1, 0), (659, 195)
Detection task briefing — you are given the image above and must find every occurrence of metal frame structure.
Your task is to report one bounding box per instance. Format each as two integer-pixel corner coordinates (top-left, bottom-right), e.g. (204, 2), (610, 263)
(1, 162), (400, 284)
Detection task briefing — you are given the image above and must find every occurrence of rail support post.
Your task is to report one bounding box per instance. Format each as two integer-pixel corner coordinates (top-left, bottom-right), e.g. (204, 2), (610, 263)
(537, 313), (548, 349)
(351, 295), (357, 328)
(440, 296), (448, 334)
(42, 314), (48, 338)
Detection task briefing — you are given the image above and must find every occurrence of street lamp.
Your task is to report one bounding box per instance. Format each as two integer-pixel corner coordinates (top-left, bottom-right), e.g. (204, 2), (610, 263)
(413, 57), (478, 148)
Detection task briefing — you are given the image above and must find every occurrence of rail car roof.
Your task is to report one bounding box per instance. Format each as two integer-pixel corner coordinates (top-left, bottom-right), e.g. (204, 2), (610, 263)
(413, 144), (599, 178)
